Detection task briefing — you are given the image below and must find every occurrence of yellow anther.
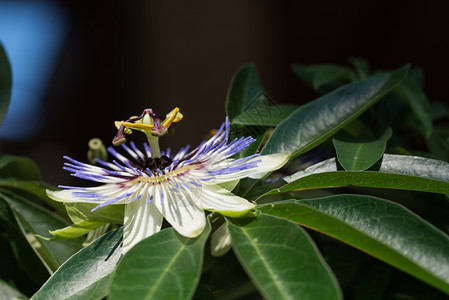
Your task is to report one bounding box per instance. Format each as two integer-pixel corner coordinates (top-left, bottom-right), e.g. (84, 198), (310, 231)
(114, 121), (122, 130)
(162, 107), (183, 128)
(123, 122), (154, 131)
(115, 121), (132, 134)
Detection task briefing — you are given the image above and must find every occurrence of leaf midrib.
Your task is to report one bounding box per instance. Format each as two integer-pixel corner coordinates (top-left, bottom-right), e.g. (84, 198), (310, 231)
(144, 242), (186, 300)
(239, 225), (290, 300)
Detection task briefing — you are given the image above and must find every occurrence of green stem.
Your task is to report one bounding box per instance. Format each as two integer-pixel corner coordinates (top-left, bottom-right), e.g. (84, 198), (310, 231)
(146, 134), (161, 158)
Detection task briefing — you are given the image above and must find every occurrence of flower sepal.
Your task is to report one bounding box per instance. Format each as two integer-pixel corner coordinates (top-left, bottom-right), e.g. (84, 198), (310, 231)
(65, 202), (124, 224)
(42, 220), (107, 241)
(40, 199), (125, 241)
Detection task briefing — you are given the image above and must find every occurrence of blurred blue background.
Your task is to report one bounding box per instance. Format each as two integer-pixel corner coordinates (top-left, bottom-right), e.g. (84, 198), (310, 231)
(0, 0), (67, 140)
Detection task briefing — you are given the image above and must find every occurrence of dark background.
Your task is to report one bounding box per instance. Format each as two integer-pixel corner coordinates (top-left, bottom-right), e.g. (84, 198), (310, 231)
(1, 0), (449, 185)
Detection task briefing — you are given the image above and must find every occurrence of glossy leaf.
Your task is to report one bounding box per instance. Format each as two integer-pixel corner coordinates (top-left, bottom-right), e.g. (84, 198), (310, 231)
(110, 219), (211, 300)
(260, 154), (449, 198)
(226, 63), (266, 121)
(333, 127), (392, 171)
(261, 65), (409, 158)
(259, 195), (449, 294)
(227, 214), (342, 300)
(0, 154), (41, 181)
(0, 43), (12, 125)
(31, 228), (123, 300)
(232, 105), (298, 126)
(395, 76), (432, 138)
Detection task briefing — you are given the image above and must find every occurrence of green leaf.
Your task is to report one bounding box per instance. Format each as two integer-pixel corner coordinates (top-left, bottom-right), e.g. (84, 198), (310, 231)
(65, 201), (124, 225)
(333, 127), (392, 171)
(261, 65), (409, 158)
(0, 180), (66, 215)
(0, 198), (50, 294)
(227, 214), (342, 300)
(226, 63), (267, 121)
(349, 57), (370, 79)
(110, 219), (211, 300)
(259, 195), (449, 295)
(225, 64), (274, 158)
(292, 63), (357, 93)
(395, 76), (432, 138)
(260, 154), (449, 198)
(232, 105), (298, 126)
(47, 220), (107, 240)
(0, 154), (41, 181)
(409, 67), (424, 88)
(0, 189), (83, 271)
(0, 43), (12, 125)
(31, 228), (123, 300)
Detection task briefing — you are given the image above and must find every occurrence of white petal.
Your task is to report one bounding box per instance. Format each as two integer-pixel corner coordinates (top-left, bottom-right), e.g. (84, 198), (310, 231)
(247, 152), (290, 178)
(201, 152), (290, 184)
(217, 179), (239, 191)
(122, 193), (163, 254)
(211, 222), (232, 257)
(200, 185), (255, 217)
(46, 189), (99, 203)
(154, 181), (206, 238)
(46, 182), (142, 207)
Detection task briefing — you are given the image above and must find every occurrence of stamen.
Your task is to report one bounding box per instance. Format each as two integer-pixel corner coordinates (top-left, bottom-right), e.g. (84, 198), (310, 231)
(162, 107), (181, 128)
(123, 122), (154, 131)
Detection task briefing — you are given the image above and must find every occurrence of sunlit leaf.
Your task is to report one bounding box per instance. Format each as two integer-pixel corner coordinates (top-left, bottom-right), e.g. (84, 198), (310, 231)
(260, 154), (449, 198)
(31, 228), (122, 300)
